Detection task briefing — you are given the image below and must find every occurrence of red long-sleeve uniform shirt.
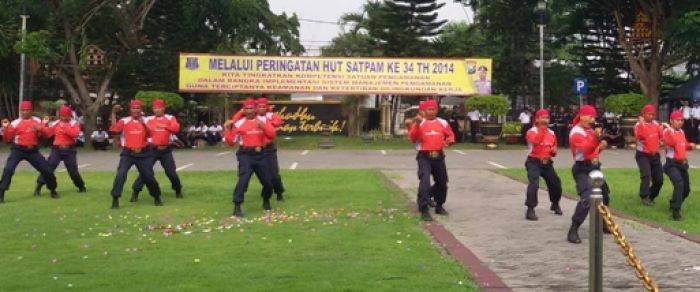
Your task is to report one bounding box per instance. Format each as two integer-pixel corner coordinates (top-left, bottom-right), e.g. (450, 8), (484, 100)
(223, 118), (276, 148)
(2, 117), (52, 147)
(49, 120), (81, 147)
(663, 127), (692, 161)
(144, 115), (180, 147)
(109, 117), (149, 150)
(569, 125), (602, 161)
(634, 121), (663, 154)
(408, 118), (455, 151)
(526, 125), (557, 160)
(232, 111), (283, 145)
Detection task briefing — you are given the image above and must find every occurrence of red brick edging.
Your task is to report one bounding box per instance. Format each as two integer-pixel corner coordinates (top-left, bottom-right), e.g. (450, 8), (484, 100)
(424, 222), (513, 291)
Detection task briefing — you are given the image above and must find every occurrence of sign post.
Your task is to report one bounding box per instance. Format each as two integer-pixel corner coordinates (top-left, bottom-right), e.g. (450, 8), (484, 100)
(574, 78), (588, 106)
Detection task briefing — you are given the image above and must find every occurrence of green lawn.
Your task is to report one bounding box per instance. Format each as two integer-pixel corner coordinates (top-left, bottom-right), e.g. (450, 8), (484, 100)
(498, 168), (700, 236)
(0, 170), (474, 291)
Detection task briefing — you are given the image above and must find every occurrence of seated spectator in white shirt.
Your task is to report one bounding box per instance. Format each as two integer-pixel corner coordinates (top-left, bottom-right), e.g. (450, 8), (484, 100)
(91, 128), (110, 150)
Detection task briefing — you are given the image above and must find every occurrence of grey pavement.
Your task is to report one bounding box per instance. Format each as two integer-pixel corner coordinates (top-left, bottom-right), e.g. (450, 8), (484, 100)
(6, 147), (700, 171)
(384, 169), (700, 291)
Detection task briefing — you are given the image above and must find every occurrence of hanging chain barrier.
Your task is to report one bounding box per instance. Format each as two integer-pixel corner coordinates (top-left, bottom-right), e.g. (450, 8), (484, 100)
(596, 202), (659, 292)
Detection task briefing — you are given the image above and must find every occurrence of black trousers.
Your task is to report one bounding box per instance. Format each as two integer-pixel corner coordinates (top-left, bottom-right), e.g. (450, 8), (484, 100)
(132, 148), (181, 194)
(232, 150), (273, 204)
(571, 161), (610, 225)
(470, 120), (479, 143)
(664, 159), (690, 211)
(524, 157), (562, 208)
(264, 143), (285, 195)
(0, 147), (57, 192)
(37, 147), (85, 189)
(110, 149), (161, 198)
(416, 152), (448, 209)
(635, 151), (663, 200)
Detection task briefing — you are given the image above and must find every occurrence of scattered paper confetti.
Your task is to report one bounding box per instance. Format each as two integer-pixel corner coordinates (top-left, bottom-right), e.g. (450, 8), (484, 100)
(194, 258), (200, 263)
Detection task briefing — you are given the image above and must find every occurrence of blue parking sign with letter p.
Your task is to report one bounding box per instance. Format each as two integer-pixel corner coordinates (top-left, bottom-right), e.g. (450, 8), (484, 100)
(574, 78), (588, 95)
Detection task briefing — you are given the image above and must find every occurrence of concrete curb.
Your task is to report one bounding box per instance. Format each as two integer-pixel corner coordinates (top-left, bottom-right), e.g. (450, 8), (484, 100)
(378, 172), (512, 292)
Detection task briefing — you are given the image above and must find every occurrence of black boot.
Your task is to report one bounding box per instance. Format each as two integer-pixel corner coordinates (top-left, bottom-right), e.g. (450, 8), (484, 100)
(233, 203), (243, 217)
(0, 190), (5, 204)
(550, 203), (563, 215)
(427, 198), (437, 208)
(154, 196), (163, 206)
(526, 207), (538, 221)
(641, 196), (653, 206)
(111, 198), (119, 209)
(435, 205), (449, 215)
(34, 184), (42, 197)
(672, 209), (682, 221)
(78, 186), (87, 193)
(50, 190), (59, 199)
(263, 199), (272, 211)
(130, 190), (139, 202)
(276, 193), (284, 202)
(567, 222), (582, 244)
(175, 189), (183, 199)
(420, 206), (433, 222)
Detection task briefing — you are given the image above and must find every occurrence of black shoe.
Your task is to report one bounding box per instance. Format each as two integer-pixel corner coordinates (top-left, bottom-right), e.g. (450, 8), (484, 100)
(263, 199), (272, 211)
(435, 205), (449, 215)
(34, 185), (42, 197)
(427, 199), (437, 208)
(550, 203), (563, 215)
(641, 196), (653, 206)
(672, 209), (682, 221)
(50, 190), (59, 199)
(175, 190), (183, 199)
(420, 207), (433, 221)
(233, 203), (243, 217)
(78, 187), (87, 193)
(526, 207), (538, 221)
(567, 222), (582, 244)
(154, 196), (163, 206)
(276, 193), (284, 202)
(111, 198), (119, 209)
(130, 191), (139, 202)
(0, 190), (4, 204)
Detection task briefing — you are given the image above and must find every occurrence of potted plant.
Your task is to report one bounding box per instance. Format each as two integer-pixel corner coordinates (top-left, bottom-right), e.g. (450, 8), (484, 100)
(604, 93), (649, 148)
(502, 122), (522, 144)
(465, 95), (509, 149)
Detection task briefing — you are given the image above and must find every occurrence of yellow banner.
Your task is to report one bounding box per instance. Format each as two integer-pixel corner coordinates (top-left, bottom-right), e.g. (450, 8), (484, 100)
(179, 54), (492, 96)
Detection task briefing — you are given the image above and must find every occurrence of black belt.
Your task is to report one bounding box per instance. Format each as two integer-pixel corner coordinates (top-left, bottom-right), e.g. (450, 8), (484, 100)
(240, 146), (263, 153)
(419, 150), (444, 159)
(53, 145), (75, 150)
(124, 147), (144, 154)
(155, 145), (169, 151)
(576, 159), (600, 167)
(528, 156), (552, 165)
(13, 145), (37, 151)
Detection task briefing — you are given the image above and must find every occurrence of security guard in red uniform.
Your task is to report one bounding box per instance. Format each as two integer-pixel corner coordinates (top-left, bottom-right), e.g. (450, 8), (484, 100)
(35, 105), (86, 196)
(108, 100), (162, 209)
(232, 97), (285, 201)
(524, 109), (562, 221)
(224, 98), (277, 217)
(407, 99), (455, 221)
(567, 105), (611, 244)
(131, 99), (183, 201)
(0, 101), (58, 202)
(634, 104), (664, 206)
(663, 111), (695, 221)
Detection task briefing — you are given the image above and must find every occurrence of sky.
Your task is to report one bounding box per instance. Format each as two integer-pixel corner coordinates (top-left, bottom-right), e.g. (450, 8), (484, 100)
(268, 0), (473, 55)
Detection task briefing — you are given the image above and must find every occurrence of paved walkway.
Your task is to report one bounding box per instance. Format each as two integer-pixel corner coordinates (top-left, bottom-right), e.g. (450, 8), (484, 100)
(6, 148), (700, 171)
(384, 168), (700, 291)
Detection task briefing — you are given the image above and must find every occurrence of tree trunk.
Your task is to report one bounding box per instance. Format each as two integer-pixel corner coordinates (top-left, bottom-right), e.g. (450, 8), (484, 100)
(82, 109), (98, 144)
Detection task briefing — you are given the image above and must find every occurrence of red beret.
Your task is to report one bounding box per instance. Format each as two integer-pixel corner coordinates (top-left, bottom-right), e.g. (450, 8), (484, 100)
(130, 99), (143, 108)
(535, 109), (549, 119)
(640, 104), (655, 115)
(59, 105), (72, 117)
(20, 101), (32, 110)
(152, 99), (165, 109)
(256, 97), (268, 106)
(242, 98), (256, 109)
(419, 99), (438, 110)
(670, 111), (684, 120)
